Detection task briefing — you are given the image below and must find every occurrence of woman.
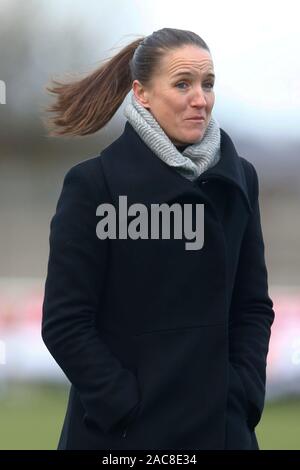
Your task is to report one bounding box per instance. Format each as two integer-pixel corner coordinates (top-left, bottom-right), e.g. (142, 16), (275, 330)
(42, 27), (275, 450)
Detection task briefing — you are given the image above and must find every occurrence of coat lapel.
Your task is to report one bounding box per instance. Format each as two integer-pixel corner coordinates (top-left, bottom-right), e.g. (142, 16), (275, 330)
(101, 121), (252, 214)
(197, 127), (252, 213)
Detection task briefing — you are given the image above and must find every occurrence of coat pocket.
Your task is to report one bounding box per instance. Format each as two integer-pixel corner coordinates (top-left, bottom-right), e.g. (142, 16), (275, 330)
(120, 402), (142, 439)
(228, 362), (249, 422)
(121, 324), (228, 449)
(226, 363), (257, 449)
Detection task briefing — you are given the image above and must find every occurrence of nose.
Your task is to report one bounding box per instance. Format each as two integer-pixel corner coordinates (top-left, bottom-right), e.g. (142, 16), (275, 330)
(190, 86), (207, 107)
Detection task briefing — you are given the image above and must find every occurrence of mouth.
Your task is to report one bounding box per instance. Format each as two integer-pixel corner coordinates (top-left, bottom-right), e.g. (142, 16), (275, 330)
(186, 117), (206, 122)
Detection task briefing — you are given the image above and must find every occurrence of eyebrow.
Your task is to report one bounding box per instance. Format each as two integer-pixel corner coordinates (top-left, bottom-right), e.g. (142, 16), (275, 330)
(171, 71), (215, 79)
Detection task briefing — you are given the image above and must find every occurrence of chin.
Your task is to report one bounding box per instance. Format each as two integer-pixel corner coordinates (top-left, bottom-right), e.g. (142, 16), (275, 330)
(182, 131), (205, 144)
(194, 128), (207, 141)
(171, 128), (206, 146)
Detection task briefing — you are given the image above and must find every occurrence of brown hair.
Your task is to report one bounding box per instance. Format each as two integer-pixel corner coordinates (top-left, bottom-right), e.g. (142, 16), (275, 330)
(43, 28), (210, 137)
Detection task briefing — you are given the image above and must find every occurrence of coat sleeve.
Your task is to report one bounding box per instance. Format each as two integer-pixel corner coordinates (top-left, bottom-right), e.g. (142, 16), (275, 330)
(41, 163), (140, 435)
(229, 161), (275, 430)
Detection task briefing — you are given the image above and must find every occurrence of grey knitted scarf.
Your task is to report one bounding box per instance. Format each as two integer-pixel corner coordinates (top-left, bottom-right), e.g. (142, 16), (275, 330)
(123, 90), (221, 181)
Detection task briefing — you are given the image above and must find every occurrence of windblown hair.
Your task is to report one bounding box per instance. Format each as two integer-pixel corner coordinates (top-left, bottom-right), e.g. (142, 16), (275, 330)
(43, 28), (210, 137)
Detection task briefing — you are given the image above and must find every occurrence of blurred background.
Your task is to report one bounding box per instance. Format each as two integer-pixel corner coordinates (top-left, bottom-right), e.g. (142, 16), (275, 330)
(0, 0), (299, 450)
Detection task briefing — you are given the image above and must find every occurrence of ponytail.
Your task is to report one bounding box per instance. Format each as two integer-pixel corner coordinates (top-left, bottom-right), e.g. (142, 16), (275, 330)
(43, 37), (144, 137)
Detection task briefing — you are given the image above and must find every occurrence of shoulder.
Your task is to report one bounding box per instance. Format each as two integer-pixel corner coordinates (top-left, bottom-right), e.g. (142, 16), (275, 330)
(220, 127), (259, 203)
(61, 155), (109, 202)
(51, 155), (110, 239)
(238, 156), (259, 202)
(53, 155), (111, 225)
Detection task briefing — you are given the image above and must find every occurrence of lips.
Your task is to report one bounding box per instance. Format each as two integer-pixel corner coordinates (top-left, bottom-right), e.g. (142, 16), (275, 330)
(187, 116), (205, 121)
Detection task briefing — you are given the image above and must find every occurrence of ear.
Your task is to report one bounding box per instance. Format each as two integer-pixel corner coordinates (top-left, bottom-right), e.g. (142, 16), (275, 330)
(132, 80), (151, 109)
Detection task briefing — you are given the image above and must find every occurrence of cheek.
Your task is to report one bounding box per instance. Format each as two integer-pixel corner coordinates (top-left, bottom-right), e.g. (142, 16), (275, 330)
(208, 93), (215, 109)
(170, 97), (187, 118)
(163, 97), (182, 120)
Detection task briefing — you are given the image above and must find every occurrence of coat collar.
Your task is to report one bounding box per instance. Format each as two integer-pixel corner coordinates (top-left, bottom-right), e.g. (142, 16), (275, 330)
(101, 121), (252, 214)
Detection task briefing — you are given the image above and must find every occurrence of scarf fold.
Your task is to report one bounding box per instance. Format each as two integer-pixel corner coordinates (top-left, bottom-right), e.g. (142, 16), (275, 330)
(123, 90), (221, 181)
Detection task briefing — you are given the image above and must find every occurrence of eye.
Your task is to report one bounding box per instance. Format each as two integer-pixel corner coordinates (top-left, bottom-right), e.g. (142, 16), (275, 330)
(175, 81), (189, 90)
(176, 81), (214, 91)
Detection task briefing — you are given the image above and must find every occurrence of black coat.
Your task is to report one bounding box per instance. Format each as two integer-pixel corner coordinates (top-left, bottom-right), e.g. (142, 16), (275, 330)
(42, 121), (275, 450)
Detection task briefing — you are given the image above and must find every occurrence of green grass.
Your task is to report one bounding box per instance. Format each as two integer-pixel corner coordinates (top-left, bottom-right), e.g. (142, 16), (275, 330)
(256, 397), (300, 450)
(0, 382), (68, 450)
(0, 383), (299, 449)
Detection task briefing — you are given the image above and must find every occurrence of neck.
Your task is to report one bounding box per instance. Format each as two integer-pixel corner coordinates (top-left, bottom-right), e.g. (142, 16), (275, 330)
(123, 90), (221, 181)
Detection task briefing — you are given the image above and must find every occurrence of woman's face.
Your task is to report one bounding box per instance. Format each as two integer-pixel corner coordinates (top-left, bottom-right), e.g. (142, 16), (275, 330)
(133, 45), (215, 146)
